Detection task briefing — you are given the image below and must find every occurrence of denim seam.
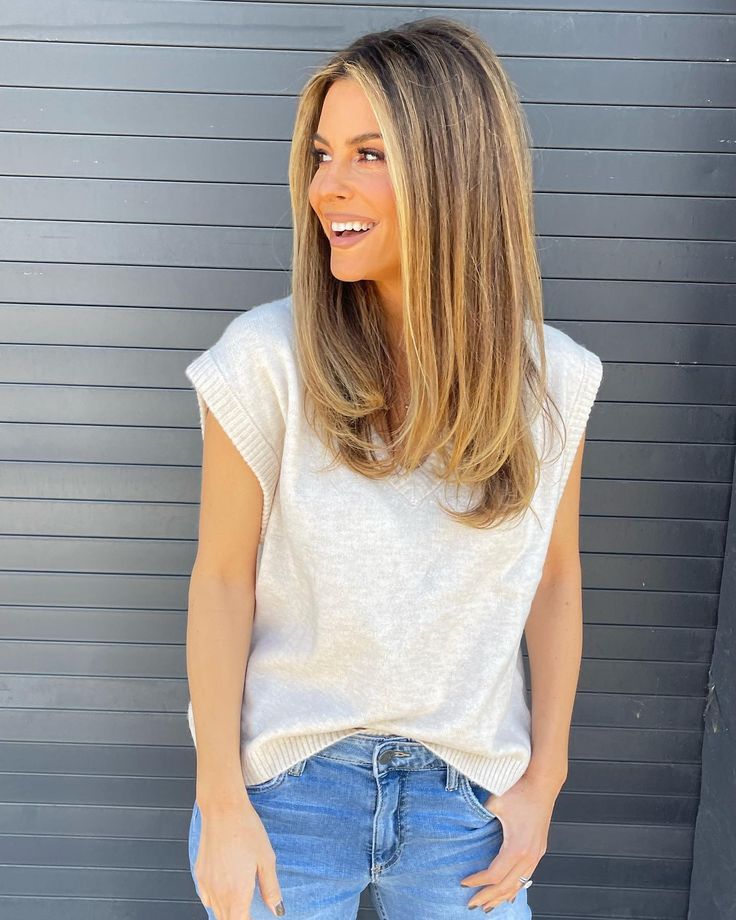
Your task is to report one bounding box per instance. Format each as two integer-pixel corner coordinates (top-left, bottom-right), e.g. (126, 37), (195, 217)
(458, 775), (498, 823)
(377, 770), (406, 874)
(313, 750), (445, 771)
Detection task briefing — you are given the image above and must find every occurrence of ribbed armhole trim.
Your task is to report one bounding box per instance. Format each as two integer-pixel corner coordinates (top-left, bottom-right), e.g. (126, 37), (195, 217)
(185, 349), (280, 545)
(557, 349), (604, 503)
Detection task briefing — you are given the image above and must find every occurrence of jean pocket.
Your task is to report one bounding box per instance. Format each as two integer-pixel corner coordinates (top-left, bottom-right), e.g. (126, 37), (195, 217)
(245, 758), (308, 794)
(245, 769), (290, 793)
(459, 775), (498, 823)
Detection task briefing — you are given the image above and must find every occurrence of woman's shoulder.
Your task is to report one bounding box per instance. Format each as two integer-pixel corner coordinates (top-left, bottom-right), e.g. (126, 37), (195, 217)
(540, 321), (603, 403)
(541, 321), (600, 369)
(218, 293), (294, 352)
(186, 293), (295, 413)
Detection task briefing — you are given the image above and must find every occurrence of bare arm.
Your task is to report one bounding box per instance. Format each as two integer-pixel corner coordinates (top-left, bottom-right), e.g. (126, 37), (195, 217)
(523, 430), (588, 793)
(187, 407), (264, 810)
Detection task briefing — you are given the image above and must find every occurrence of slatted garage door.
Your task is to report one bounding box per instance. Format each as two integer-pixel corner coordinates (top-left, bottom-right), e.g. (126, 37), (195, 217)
(0, 3), (733, 919)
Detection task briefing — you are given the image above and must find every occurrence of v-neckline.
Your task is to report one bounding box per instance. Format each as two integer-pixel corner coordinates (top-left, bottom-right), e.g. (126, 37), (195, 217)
(371, 429), (445, 506)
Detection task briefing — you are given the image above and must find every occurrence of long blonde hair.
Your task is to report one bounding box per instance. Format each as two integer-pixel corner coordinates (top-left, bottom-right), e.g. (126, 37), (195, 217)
(288, 17), (563, 529)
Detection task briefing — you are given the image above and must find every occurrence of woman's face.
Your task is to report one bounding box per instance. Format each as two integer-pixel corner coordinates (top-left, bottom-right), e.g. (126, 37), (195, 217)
(308, 78), (401, 308)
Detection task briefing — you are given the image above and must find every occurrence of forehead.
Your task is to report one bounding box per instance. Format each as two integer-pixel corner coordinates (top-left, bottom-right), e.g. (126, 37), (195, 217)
(316, 79), (381, 138)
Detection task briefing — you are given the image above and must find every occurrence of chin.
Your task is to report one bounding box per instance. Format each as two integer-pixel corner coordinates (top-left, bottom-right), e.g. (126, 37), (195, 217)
(330, 266), (372, 282)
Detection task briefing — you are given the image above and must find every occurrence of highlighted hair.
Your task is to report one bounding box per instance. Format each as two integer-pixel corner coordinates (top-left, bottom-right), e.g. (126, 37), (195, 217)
(288, 17), (563, 529)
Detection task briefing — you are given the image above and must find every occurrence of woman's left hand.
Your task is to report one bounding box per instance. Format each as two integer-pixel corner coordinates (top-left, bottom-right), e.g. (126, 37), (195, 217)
(458, 771), (560, 911)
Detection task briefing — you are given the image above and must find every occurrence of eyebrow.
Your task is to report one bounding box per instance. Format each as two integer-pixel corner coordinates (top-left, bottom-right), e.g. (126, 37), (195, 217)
(310, 131), (383, 146)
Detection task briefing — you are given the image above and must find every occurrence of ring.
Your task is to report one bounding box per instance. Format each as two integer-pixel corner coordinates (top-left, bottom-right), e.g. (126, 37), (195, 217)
(518, 876), (533, 889)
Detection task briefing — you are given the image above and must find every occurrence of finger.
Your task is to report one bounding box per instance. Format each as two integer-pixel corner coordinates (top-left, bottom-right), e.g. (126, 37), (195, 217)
(464, 849), (529, 910)
(257, 859), (286, 916)
(473, 857), (536, 912)
(461, 842), (515, 891)
(493, 855), (536, 898)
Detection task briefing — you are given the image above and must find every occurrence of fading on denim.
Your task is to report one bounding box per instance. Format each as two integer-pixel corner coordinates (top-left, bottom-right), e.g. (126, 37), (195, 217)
(188, 731), (533, 919)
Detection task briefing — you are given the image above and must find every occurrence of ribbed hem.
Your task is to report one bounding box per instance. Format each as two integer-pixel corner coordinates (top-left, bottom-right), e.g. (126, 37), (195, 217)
(557, 348), (604, 502)
(186, 705), (531, 795)
(417, 740), (530, 797)
(239, 731), (530, 796)
(185, 350), (280, 544)
(242, 730), (362, 786)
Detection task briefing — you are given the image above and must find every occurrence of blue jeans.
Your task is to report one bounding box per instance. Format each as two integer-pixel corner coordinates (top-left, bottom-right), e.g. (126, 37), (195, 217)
(188, 732), (533, 918)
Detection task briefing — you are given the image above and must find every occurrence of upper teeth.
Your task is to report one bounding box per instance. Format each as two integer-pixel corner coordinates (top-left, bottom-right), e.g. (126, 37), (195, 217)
(331, 221), (376, 232)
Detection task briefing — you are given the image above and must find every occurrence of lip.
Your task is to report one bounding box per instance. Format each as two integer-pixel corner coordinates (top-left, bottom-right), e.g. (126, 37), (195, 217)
(328, 221), (378, 249)
(324, 213), (377, 222)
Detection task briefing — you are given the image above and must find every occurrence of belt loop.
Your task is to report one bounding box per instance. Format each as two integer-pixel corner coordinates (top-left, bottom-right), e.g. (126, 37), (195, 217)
(445, 762), (460, 791)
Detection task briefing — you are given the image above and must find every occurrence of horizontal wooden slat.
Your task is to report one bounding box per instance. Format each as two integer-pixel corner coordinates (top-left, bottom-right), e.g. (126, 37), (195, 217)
(0, 670), (710, 723)
(0, 568), (724, 611)
(582, 518), (726, 555)
(0, 5), (732, 62)
(2, 89), (734, 155)
(0, 586), (719, 639)
(2, 384), (733, 448)
(2, 428), (732, 484)
(0, 536), (198, 575)
(0, 648), (707, 696)
(2, 177), (735, 246)
(0, 897), (202, 920)
(0, 837), (695, 896)
(0, 743), (698, 805)
(582, 553), (721, 593)
(2, 348), (735, 401)
(0, 834), (192, 869)
(0, 263), (733, 325)
(0, 263), (288, 312)
(0, 534), (724, 592)
(0, 705), (707, 755)
(0, 756), (702, 808)
(0, 500), (197, 539)
(0, 742), (194, 778)
(0, 606), (186, 642)
(0, 627), (714, 674)
(4, 315), (736, 386)
(2, 135), (735, 196)
(0, 573), (187, 609)
(0, 496), (726, 554)
(575, 659), (708, 695)
(0, 472), (729, 522)
(0, 462), (199, 502)
(0, 746), (705, 840)
(0, 863), (692, 918)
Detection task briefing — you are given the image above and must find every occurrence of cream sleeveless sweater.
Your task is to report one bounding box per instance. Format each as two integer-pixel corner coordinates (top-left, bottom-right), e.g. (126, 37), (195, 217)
(184, 294), (604, 795)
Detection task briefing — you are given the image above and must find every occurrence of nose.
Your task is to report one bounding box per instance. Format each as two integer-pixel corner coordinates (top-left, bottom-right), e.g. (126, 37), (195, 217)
(314, 155), (354, 201)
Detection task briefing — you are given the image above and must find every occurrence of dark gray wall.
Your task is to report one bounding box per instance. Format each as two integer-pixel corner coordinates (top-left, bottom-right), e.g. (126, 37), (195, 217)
(0, 2), (733, 918)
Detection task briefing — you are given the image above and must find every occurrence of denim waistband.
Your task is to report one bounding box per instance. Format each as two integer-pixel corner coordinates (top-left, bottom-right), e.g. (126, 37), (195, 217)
(314, 731), (455, 776)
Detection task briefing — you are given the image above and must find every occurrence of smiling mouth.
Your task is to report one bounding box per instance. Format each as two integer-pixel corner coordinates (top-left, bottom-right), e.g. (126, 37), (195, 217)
(328, 223), (378, 242)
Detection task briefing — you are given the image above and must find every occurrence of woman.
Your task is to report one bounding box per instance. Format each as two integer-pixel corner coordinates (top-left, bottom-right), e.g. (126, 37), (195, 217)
(186, 17), (603, 920)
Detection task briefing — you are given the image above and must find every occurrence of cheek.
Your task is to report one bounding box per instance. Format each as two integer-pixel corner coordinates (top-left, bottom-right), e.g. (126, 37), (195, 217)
(373, 181), (397, 223)
(307, 177), (318, 207)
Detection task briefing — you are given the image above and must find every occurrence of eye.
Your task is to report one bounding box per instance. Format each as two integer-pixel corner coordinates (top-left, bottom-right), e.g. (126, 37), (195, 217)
(309, 147), (385, 164)
(357, 147), (385, 162)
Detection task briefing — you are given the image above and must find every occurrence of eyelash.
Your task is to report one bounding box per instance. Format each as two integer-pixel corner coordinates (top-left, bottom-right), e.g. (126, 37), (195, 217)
(310, 146), (385, 164)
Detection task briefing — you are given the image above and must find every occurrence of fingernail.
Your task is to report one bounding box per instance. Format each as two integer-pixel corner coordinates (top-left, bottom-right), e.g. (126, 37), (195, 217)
(275, 901), (285, 916)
